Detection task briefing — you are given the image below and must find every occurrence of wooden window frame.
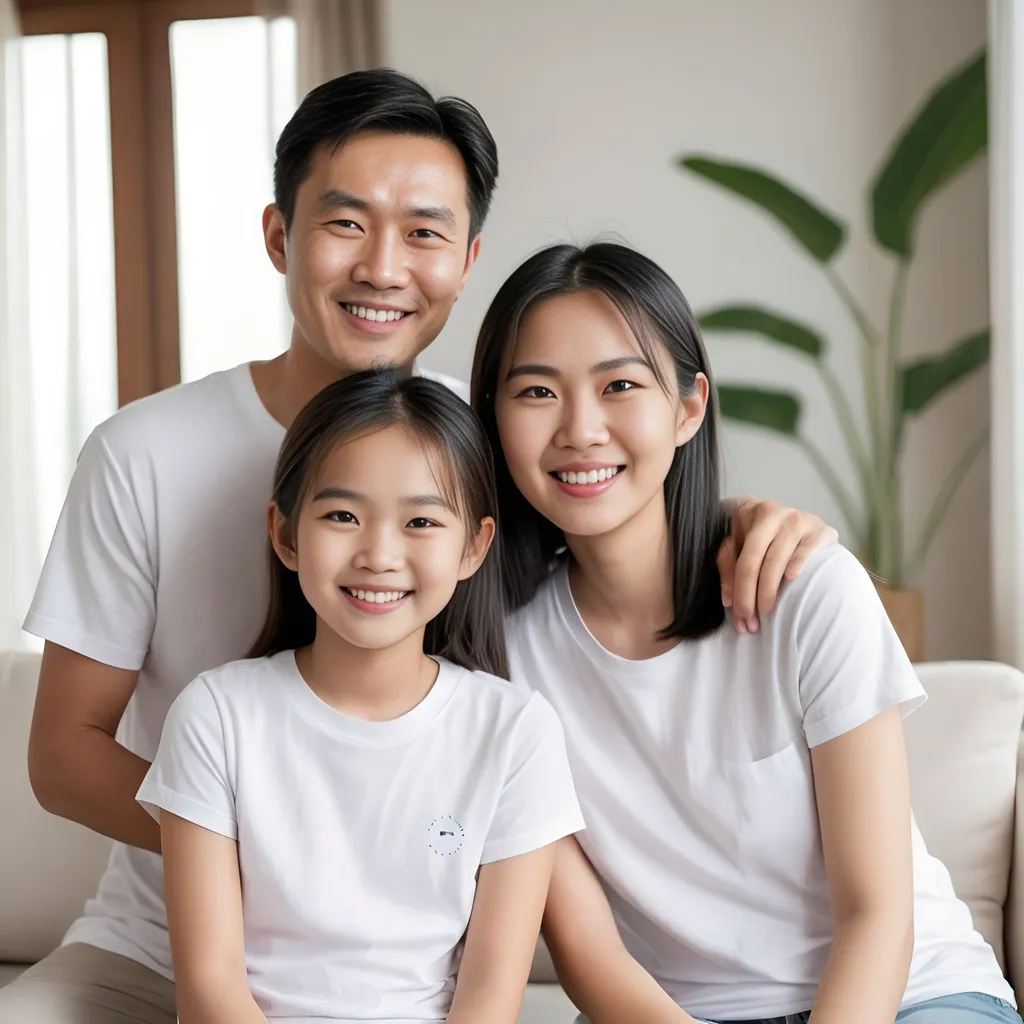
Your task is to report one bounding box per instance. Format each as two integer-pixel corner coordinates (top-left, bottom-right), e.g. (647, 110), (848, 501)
(18, 0), (255, 404)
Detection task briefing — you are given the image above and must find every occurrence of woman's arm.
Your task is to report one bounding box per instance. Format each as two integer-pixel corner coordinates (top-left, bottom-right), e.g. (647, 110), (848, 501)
(445, 845), (556, 1024)
(543, 838), (696, 1024)
(809, 706), (915, 1024)
(162, 812), (267, 1024)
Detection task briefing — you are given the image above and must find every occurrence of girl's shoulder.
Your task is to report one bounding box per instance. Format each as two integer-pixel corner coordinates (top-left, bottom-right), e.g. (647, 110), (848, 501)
(180, 651), (296, 713)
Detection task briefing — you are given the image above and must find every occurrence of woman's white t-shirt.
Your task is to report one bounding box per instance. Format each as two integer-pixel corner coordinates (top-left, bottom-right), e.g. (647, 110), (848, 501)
(506, 546), (1013, 1021)
(137, 652), (584, 1024)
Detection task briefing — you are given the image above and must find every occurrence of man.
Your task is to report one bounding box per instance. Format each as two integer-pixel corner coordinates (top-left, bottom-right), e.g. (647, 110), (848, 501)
(1, 69), (834, 1022)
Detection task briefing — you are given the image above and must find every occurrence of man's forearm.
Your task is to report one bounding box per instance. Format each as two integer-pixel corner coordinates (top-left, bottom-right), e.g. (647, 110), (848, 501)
(177, 983), (268, 1024)
(31, 725), (160, 853)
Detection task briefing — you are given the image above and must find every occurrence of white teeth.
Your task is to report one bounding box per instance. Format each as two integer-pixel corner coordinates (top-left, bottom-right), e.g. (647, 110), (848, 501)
(556, 467), (621, 485)
(343, 303), (408, 322)
(348, 588), (407, 604)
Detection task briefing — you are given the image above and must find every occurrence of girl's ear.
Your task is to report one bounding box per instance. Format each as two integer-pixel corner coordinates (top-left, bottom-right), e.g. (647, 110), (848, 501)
(269, 502), (299, 572)
(457, 516), (496, 581)
(676, 372), (710, 447)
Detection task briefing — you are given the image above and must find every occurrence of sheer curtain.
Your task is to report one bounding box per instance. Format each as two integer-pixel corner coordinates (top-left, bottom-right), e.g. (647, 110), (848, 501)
(990, 0), (1024, 668)
(0, 0), (34, 650)
(255, 0), (382, 95)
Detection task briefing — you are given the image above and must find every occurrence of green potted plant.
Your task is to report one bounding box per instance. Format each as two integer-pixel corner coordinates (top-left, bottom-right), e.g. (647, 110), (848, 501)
(678, 50), (988, 660)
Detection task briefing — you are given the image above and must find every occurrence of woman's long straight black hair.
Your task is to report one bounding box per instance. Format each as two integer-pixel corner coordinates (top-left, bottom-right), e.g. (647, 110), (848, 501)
(249, 369), (509, 678)
(471, 241), (728, 641)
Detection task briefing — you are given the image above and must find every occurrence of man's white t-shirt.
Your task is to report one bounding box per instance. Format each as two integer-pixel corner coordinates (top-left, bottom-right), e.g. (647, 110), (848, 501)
(23, 362), (469, 979)
(137, 652), (583, 1024)
(507, 546), (1015, 1020)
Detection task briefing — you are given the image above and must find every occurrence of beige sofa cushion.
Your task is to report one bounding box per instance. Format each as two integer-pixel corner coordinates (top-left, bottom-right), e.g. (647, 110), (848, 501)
(0, 651), (112, 963)
(904, 661), (1024, 973)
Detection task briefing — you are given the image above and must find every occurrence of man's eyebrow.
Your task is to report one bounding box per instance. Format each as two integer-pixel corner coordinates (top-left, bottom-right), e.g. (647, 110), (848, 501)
(311, 487), (451, 511)
(315, 189), (371, 215)
(408, 204), (457, 229)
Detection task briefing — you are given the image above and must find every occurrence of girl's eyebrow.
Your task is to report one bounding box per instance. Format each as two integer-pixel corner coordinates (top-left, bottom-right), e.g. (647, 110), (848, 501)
(312, 486), (450, 509)
(505, 355), (650, 381)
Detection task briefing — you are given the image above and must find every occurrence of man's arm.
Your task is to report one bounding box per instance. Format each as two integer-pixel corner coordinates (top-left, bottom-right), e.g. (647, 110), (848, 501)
(28, 641), (160, 853)
(445, 846), (556, 1024)
(542, 838), (696, 1024)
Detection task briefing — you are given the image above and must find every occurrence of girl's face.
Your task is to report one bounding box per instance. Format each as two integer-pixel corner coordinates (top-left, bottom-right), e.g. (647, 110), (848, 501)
(273, 424), (493, 652)
(495, 291), (707, 542)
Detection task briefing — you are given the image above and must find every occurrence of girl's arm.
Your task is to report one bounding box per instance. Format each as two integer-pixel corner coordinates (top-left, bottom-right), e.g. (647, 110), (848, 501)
(543, 838), (697, 1024)
(809, 705), (915, 1024)
(162, 811), (268, 1024)
(445, 845), (557, 1024)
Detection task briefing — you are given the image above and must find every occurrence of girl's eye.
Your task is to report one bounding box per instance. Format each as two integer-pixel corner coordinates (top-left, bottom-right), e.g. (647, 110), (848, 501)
(407, 517), (439, 529)
(605, 379), (638, 394)
(324, 510), (357, 524)
(517, 385), (555, 399)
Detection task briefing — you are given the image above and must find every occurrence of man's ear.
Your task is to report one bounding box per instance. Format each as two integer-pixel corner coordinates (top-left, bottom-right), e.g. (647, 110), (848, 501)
(269, 502), (298, 571)
(676, 372), (710, 447)
(457, 515), (496, 581)
(458, 234), (483, 294)
(263, 204), (288, 276)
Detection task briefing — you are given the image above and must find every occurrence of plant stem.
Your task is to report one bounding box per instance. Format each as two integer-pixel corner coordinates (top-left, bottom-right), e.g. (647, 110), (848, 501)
(906, 427), (988, 580)
(797, 434), (865, 552)
(824, 265), (884, 571)
(883, 259), (910, 585)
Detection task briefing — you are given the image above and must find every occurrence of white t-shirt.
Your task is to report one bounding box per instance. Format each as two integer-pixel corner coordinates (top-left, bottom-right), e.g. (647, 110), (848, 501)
(23, 362), (469, 979)
(507, 546), (1014, 1020)
(137, 652), (583, 1024)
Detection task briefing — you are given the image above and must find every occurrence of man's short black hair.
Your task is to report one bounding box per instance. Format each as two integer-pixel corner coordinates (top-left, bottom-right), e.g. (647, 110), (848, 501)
(274, 68), (499, 241)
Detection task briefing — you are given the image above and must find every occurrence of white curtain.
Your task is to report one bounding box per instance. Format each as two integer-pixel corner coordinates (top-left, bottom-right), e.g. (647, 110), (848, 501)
(0, 0), (36, 651)
(989, 0), (1024, 668)
(256, 0), (382, 97)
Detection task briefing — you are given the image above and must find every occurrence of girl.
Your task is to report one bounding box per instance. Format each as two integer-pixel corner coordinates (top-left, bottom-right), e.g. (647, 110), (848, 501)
(136, 371), (584, 1024)
(471, 242), (1020, 1024)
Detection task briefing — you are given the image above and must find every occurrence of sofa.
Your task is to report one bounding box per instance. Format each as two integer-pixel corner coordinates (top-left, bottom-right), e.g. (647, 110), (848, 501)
(2, 651), (1023, 1022)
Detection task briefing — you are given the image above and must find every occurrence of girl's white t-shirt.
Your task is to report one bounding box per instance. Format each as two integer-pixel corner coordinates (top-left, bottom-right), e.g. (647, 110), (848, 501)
(137, 651), (584, 1024)
(507, 546), (1014, 1021)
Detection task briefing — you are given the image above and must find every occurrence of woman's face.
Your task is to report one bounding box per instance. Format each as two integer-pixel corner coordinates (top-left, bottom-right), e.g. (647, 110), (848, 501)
(494, 290), (707, 542)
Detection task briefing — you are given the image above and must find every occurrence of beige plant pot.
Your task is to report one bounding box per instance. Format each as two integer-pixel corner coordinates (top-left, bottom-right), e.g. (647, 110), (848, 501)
(873, 582), (924, 663)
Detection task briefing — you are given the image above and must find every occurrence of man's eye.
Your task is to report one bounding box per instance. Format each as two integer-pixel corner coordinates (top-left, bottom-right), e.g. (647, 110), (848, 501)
(325, 510), (357, 524)
(331, 219), (360, 230)
(517, 385), (555, 399)
(605, 380), (638, 393)
(407, 517), (439, 529)
(410, 229), (439, 239)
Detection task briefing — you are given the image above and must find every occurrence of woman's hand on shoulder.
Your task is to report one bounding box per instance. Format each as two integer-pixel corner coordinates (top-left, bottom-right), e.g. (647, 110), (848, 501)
(719, 497), (838, 632)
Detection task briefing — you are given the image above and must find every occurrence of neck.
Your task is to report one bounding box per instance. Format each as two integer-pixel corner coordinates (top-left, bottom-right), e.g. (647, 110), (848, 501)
(297, 623), (437, 721)
(251, 326), (415, 429)
(566, 491), (676, 636)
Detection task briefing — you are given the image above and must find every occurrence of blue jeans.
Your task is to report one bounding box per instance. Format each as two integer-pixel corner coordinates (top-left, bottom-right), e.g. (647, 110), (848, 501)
(696, 991), (1022, 1024)
(575, 992), (1021, 1024)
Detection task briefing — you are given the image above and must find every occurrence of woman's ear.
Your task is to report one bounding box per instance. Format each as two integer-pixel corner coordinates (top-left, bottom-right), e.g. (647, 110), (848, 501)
(269, 502), (299, 571)
(458, 516), (496, 581)
(676, 372), (710, 447)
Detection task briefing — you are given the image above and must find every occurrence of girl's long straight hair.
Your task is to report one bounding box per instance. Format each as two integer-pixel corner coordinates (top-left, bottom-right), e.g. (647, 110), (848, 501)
(471, 241), (728, 641)
(249, 369), (509, 679)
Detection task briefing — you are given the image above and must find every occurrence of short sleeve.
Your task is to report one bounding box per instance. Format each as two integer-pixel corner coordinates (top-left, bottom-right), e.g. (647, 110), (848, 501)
(481, 693), (585, 864)
(22, 429), (155, 670)
(137, 677), (238, 839)
(791, 547), (926, 748)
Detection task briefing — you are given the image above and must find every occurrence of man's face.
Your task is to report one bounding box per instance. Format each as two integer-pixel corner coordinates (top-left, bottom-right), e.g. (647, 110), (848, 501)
(265, 131), (480, 375)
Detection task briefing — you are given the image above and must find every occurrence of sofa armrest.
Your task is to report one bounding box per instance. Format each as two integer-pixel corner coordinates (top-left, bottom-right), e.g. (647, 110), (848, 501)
(1004, 736), (1024, 1002)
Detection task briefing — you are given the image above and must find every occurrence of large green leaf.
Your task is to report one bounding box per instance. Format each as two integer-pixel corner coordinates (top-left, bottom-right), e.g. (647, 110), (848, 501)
(717, 384), (801, 435)
(678, 155), (846, 263)
(872, 52), (987, 256)
(699, 305), (824, 359)
(899, 330), (989, 415)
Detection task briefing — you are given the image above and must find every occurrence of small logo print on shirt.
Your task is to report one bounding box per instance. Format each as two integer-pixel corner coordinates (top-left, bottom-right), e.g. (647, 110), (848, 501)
(428, 815), (464, 856)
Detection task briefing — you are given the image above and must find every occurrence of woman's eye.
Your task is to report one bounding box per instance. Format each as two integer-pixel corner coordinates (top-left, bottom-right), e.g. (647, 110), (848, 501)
(517, 385), (555, 399)
(324, 510), (357, 524)
(605, 379), (638, 394)
(407, 517), (439, 529)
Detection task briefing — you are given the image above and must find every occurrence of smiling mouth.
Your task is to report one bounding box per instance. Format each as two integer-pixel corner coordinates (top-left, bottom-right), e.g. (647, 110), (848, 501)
(342, 587), (410, 604)
(340, 303), (411, 323)
(551, 466), (623, 485)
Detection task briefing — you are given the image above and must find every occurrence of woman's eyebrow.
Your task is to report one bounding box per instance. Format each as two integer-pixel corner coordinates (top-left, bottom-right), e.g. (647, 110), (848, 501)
(589, 356), (651, 373)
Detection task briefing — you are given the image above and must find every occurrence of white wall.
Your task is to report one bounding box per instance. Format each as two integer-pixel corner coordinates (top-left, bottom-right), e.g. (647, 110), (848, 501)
(385, 0), (990, 660)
